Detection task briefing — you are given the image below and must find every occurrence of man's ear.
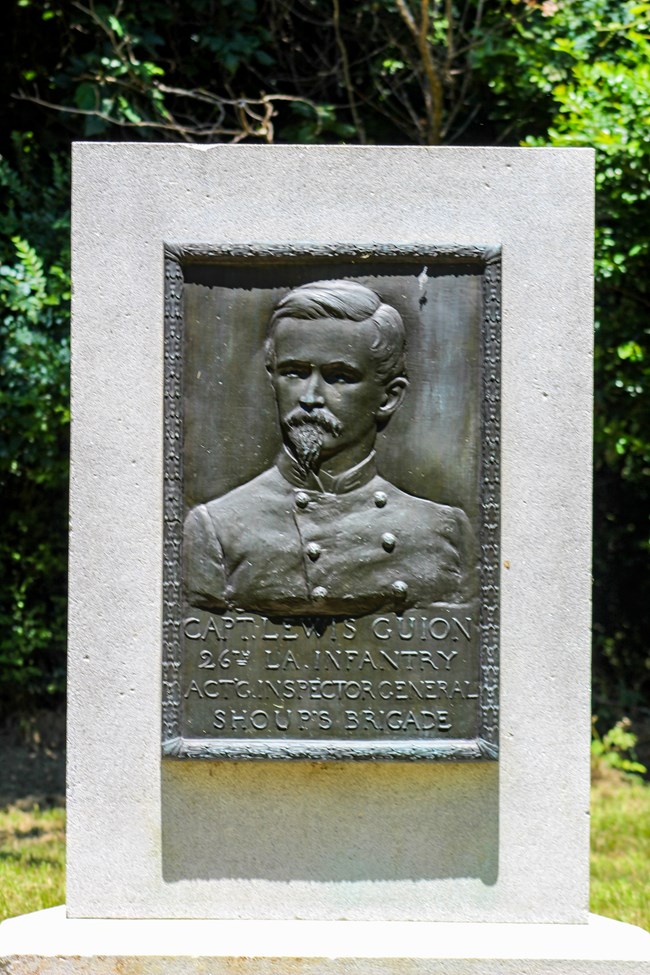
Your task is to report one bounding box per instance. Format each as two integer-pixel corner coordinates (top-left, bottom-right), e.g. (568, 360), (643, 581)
(378, 377), (408, 422)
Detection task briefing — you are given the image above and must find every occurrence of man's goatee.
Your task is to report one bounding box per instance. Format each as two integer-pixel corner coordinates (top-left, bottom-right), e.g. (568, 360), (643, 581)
(284, 408), (343, 473)
(288, 424), (324, 472)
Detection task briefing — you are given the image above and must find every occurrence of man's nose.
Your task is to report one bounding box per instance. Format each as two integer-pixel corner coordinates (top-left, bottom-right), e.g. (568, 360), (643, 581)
(299, 372), (325, 409)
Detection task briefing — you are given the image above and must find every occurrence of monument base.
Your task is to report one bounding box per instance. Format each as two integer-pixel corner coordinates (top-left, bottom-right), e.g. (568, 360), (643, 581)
(1, 907), (650, 974)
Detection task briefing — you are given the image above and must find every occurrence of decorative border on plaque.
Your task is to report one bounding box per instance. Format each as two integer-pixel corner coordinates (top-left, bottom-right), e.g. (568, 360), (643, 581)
(161, 252), (184, 746)
(162, 243), (501, 761)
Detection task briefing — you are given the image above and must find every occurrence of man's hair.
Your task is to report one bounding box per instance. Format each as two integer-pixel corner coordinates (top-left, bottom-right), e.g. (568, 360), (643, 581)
(265, 279), (407, 384)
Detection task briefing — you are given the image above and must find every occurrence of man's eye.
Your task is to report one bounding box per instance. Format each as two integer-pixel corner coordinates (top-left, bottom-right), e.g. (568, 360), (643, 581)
(326, 370), (358, 384)
(280, 366), (309, 379)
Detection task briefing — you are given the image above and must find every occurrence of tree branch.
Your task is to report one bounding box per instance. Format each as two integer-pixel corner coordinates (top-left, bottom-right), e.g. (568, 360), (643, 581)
(395, 0), (444, 144)
(14, 88), (320, 144)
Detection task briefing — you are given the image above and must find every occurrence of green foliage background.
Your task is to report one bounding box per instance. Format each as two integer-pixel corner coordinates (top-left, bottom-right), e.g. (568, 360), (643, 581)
(1, 0), (648, 724)
(0, 147), (70, 710)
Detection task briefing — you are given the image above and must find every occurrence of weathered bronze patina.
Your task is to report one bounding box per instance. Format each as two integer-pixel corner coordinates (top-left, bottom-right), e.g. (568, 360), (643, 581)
(162, 245), (500, 761)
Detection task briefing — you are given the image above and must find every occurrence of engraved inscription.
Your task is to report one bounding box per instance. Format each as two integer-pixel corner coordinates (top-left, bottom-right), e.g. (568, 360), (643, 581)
(180, 610), (479, 740)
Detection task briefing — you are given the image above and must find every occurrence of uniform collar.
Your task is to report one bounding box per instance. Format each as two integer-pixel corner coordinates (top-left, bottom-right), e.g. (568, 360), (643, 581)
(276, 447), (377, 494)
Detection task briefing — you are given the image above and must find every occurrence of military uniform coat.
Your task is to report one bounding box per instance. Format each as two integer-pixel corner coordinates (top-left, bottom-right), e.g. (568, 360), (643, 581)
(183, 450), (477, 617)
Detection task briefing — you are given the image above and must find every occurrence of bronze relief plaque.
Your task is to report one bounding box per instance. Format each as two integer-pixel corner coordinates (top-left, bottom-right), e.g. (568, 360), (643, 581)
(162, 245), (500, 760)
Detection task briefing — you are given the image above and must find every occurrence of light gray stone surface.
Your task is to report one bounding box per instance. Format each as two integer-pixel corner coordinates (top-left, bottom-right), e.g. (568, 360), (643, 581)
(2, 908), (650, 974)
(68, 144), (594, 921)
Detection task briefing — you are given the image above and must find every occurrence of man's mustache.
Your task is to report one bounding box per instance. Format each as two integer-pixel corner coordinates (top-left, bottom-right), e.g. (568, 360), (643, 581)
(283, 407), (343, 438)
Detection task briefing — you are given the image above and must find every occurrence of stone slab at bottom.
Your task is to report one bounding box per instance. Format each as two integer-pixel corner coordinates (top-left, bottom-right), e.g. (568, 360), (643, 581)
(1, 907), (650, 975)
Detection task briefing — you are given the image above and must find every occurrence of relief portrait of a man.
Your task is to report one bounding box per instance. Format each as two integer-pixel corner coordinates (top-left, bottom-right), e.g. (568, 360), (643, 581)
(183, 279), (478, 617)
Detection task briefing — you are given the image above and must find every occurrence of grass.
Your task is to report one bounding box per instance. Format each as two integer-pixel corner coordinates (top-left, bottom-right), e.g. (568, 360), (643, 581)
(0, 804), (65, 921)
(0, 776), (648, 928)
(590, 769), (650, 930)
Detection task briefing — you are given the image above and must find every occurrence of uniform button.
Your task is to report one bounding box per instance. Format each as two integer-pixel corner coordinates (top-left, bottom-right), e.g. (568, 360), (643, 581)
(382, 532), (397, 552)
(392, 580), (408, 599)
(312, 586), (328, 601)
(306, 542), (321, 561)
(374, 491), (388, 508)
(295, 491), (310, 509)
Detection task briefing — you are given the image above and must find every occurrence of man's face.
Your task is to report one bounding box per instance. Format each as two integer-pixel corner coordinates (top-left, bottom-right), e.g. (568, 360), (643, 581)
(269, 316), (389, 467)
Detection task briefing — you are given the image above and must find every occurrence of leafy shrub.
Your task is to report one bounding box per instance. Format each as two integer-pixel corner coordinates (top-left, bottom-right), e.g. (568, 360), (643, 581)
(0, 149), (70, 712)
(592, 716), (647, 779)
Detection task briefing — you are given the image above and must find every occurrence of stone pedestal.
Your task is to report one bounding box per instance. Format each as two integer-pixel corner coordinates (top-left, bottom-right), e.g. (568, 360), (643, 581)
(2, 907), (650, 974)
(65, 143), (594, 923)
(2, 145), (642, 975)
